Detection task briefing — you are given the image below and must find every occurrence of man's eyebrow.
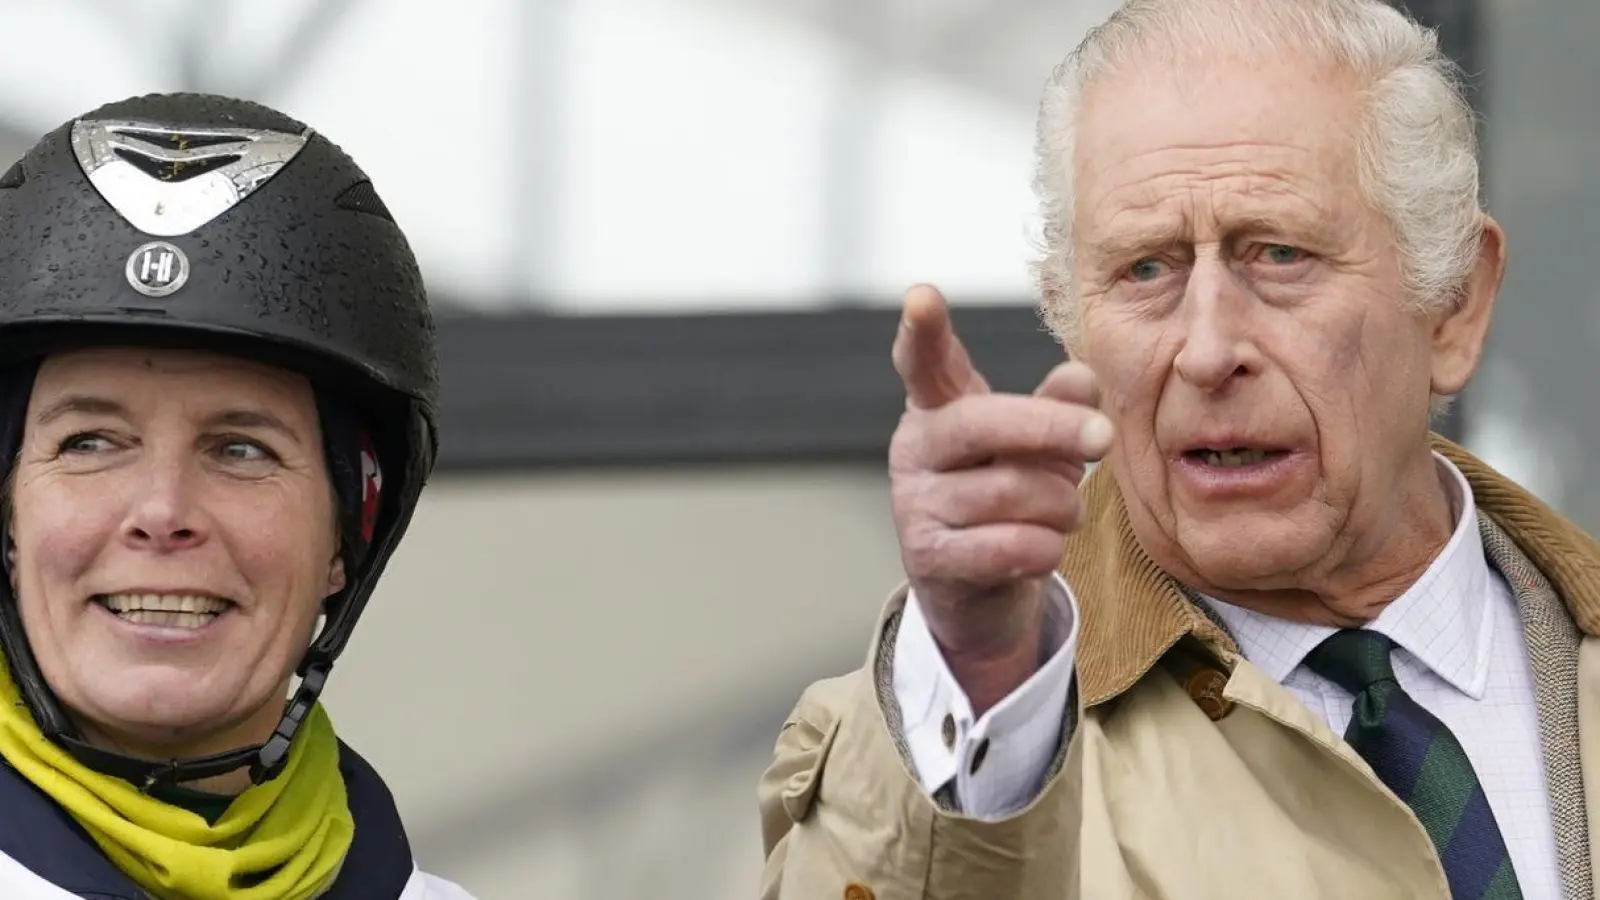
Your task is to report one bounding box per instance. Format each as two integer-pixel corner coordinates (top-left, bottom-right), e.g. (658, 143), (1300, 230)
(1082, 211), (1344, 261)
(1228, 213), (1344, 246)
(1082, 223), (1185, 262)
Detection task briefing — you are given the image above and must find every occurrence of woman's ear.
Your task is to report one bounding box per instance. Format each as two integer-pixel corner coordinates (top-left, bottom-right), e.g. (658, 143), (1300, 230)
(325, 554), (347, 598)
(6, 505), (17, 593)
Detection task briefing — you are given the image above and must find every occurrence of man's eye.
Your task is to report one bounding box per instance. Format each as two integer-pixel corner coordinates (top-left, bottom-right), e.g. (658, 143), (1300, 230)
(1127, 258), (1169, 281)
(1261, 244), (1306, 264)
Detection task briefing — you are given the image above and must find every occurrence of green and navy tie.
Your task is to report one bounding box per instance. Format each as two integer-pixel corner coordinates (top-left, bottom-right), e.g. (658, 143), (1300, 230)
(1305, 629), (1523, 899)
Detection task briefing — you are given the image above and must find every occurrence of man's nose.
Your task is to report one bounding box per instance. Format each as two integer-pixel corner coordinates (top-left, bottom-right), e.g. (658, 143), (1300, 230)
(1172, 257), (1261, 392)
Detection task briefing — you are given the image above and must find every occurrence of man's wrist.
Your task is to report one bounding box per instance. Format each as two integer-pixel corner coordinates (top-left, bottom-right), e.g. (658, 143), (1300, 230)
(925, 582), (1048, 717)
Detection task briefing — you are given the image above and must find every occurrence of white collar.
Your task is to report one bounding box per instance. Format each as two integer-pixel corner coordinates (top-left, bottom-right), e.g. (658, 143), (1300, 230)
(1201, 452), (1494, 699)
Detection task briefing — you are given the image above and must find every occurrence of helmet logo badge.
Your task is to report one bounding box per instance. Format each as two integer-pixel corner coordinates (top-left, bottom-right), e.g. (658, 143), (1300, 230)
(71, 119), (311, 237)
(125, 240), (190, 298)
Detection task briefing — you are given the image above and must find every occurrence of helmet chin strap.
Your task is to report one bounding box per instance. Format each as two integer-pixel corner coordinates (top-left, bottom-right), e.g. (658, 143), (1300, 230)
(0, 576), (337, 789)
(50, 662), (331, 790)
(0, 551), (340, 790)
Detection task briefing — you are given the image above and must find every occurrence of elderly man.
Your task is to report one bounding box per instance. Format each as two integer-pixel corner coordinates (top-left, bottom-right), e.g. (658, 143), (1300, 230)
(759, 1), (1600, 899)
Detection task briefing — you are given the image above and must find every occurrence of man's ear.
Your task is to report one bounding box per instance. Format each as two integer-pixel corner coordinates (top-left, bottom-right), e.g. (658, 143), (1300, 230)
(1430, 214), (1507, 397)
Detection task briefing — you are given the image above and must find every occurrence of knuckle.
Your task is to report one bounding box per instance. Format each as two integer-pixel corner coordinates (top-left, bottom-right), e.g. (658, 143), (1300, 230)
(888, 411), (930, 467)
(1056, 488), (1083, 531)
(943, 397), (983, 453)
(1053, 360), (1086, 387)
(891, 472), (933, 520)
(943, 474), (988, 527)
(1048, 403), (1088, 452)
(1029, 404), (1067, 453)
(897, 519), (946, 576)
(1036, 360), (1094, 402)
(1021, 529), (1069, 569)
(997, 466), (1039, 509)
(992, 545), (1053, 583)
(1036, 491), (1074, 532)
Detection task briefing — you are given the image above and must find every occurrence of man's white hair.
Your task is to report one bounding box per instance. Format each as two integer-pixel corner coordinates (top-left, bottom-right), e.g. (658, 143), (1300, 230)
(1034, 0), (1485, 361)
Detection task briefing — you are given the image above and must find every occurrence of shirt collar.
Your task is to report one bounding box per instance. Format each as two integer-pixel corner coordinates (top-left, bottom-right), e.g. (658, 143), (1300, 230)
(1200, 452), (1494, 699)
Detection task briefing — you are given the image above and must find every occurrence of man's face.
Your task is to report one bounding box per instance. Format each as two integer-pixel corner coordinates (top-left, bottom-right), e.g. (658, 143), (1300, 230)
(1069, 54), (1497, 597)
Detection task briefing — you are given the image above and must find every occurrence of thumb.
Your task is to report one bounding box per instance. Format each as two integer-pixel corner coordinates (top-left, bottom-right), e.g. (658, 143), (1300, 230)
(892, 284), (988, 410)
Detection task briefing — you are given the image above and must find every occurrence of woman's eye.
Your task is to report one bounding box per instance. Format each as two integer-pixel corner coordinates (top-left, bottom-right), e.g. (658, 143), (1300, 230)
(219, 440), (270, 462)
(59, 433), (113, 454)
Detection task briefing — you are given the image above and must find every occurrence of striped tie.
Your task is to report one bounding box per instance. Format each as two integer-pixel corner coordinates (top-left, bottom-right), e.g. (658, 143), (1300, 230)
(1304, 629), (1523, 900)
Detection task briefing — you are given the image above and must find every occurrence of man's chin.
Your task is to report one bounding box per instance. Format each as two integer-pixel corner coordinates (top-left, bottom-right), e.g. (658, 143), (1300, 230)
(1173, 516), (1332, 593)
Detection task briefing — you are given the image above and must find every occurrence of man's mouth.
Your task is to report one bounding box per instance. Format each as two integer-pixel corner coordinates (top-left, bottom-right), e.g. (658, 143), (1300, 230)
(94, 593), (232, 630)
(1182, 447), (1290, 468)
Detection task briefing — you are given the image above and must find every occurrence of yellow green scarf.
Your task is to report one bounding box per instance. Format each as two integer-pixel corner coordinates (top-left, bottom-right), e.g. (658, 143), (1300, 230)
(0, 657), (354, 900)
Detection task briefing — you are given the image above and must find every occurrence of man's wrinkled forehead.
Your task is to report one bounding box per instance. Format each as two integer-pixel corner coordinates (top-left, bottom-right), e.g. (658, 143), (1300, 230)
(1071, 54), (1364, 232)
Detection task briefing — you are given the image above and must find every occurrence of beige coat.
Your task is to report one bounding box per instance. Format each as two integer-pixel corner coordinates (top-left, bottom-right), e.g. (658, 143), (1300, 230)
(759, 437), (1600, 899)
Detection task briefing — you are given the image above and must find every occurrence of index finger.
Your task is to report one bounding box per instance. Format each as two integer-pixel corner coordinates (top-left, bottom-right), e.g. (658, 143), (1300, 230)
(914, 394), (1116, 471)
(892, 284), (988, 410)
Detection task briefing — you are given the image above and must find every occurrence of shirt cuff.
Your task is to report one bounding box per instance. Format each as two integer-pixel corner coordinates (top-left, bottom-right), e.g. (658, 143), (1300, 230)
(891, 573), (1079, 820)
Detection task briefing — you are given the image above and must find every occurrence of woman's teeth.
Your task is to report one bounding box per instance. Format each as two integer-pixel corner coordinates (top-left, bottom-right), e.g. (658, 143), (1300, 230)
(115, 609), (216, 628)
(99, 593), (228, 629)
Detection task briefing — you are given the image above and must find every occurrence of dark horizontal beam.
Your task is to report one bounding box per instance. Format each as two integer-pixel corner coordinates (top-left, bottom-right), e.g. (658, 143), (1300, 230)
(430, 297), (1471, 473)
(431, 303), (1066, 471)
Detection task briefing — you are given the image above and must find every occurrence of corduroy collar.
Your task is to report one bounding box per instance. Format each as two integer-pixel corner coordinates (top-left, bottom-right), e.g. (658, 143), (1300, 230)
(1062, 434), (1600, 707)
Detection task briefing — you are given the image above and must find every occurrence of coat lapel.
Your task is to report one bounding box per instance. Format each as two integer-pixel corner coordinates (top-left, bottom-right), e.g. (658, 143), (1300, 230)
(1479, 514), (1591, 900)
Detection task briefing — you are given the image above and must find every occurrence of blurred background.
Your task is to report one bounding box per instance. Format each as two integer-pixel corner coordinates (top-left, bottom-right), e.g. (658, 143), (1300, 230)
(0, 0), (1592, 896)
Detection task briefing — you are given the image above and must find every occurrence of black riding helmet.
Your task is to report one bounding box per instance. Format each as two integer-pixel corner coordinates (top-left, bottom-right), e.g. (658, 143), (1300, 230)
(0, 93), (438, 787)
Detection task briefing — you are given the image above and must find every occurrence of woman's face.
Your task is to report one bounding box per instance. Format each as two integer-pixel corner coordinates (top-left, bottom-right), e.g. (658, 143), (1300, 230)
(9, 346), (344, 760)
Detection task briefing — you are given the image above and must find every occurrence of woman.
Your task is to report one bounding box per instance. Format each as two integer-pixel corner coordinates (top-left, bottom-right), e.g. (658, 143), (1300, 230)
(0, 93), (476, 899)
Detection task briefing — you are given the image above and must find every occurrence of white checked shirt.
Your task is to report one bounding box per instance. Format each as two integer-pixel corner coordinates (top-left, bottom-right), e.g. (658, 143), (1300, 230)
(893, 453), (1560, 898)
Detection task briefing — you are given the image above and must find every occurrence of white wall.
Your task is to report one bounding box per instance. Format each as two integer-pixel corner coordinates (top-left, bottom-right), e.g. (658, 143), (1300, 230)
(321, 463), (906, 899)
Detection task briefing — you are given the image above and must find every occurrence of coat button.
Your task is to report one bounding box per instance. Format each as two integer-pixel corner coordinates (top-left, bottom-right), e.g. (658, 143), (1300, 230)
(941, 713), (956, 750)
(1185, 669), (1233, 721)
(844, 884), (875, 900)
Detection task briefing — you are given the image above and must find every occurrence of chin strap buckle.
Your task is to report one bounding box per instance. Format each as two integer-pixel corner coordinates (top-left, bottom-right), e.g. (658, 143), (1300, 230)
(251, 662), (330, 784)
(141, 760), (181, 792)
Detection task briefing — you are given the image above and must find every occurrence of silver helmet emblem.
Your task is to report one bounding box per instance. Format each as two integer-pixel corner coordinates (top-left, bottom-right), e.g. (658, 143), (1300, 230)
(71, 119), (311, 237)
(125, 240), (190, 297)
